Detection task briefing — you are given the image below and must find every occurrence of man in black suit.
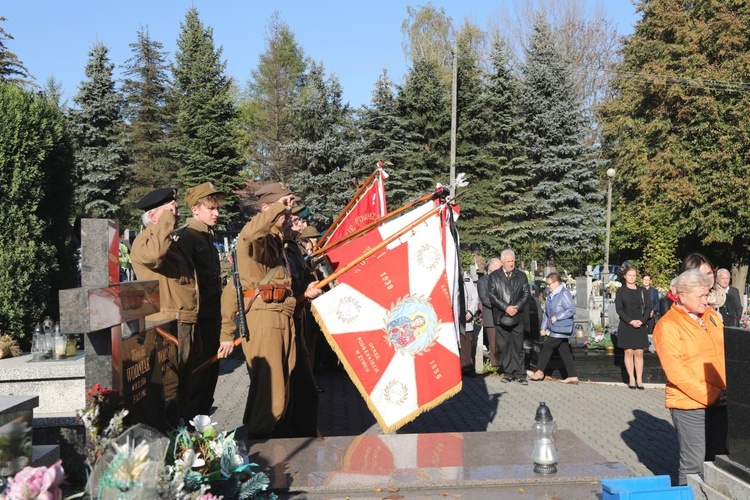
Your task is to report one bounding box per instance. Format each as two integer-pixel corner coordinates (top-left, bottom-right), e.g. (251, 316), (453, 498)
(488, 249), (531, 384)
(716, 268), (743, 327)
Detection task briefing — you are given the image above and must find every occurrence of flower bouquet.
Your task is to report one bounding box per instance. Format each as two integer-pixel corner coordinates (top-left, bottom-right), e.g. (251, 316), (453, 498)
(585, 330), (615, 350)
(162, 416), (274, 499)
(607, 280), (622, 293)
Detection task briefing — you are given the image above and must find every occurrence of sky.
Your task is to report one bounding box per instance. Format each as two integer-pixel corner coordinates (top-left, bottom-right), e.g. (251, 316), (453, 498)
(3, 1), (641, 109)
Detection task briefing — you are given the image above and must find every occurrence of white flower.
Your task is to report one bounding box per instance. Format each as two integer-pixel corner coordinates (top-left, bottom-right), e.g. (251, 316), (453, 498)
(110, 436), (151, 483)
(176, 448), (206, 470)
(189, 415), (217, 433)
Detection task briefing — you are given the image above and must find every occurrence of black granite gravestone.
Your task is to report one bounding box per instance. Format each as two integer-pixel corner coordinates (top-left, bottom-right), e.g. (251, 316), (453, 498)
(724, 326), (750, 470)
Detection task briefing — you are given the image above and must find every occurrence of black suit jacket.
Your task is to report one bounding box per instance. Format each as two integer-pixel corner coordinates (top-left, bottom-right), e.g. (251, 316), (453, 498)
(720, 286), (742, 327)
(476, 271), (494, 326)
(488, 268), (530, 326)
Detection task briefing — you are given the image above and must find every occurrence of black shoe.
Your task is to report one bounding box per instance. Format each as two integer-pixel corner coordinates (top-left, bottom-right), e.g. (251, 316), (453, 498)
(500, 376), (513, 383)
(628, 385), (636, 390)
(517, 378), (528, 386)
(637, 385), (645, 390)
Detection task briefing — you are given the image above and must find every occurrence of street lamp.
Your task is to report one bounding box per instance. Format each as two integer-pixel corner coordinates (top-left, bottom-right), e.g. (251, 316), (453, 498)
(601, 168), (616, 328)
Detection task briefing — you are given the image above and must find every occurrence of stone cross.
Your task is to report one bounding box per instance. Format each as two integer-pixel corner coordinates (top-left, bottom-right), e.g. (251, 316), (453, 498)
(58, 219), (179, 431)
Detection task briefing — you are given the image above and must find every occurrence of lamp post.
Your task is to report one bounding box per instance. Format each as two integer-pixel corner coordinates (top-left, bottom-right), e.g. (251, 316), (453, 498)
(601, 168), (616, 328)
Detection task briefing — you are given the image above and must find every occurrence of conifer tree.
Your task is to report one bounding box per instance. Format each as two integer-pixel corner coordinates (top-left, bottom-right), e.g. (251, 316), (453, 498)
(356, 70), (410, 179)
(601, 0), (750, 285)
(0, 83), (75, 340)
(241, 12), (306, 182)
(283, 60), (358, 228)
(121, 26), (175, 227)
(515, 16), (603, 268)
(0, 17), (34, 87)
(172, 7), (244, 222)
(452, 28), (516, 257)
(392, 59), (450, 208)
(480, 37), (526, 255)
(69, 42), (129, 218)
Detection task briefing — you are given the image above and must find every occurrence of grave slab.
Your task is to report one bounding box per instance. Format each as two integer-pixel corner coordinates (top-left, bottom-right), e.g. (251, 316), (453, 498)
(244, 429), (630, 497)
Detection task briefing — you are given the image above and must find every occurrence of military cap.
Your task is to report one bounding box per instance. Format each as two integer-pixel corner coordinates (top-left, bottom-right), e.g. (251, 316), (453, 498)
(185, 182), (225, 208)
(255, 182), (296, 205)
(292, 205), (310, 218)
(299, 225), (321, 239)
(136, 188), (177, 211)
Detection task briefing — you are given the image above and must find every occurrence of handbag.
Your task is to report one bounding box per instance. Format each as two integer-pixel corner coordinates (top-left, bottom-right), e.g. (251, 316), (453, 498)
(550, 316), (574, 335)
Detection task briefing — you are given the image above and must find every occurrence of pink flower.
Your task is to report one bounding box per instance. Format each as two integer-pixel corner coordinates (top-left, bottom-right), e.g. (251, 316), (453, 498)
(197, 494), (221, 500)
(5, 460), (65, 500)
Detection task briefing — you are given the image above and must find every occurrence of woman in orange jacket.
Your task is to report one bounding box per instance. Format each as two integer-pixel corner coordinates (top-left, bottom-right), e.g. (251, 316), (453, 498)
(653, 269), (727, 485)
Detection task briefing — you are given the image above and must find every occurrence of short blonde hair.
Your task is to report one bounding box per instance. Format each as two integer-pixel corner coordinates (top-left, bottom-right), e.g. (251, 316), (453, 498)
(673, 269), (712, 295)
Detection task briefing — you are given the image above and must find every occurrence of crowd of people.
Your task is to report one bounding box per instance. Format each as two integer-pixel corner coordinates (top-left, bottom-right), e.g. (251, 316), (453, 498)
(463, 249), (736, 486)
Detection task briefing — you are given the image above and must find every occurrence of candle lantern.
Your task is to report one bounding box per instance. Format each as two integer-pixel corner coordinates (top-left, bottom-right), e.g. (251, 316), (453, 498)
(532, 402), (558, 474)
(30, 323), (46, 362)
(52, 324), (66, 360)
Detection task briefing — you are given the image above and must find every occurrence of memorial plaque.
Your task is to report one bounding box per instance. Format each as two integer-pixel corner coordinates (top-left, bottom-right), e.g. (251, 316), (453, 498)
(114, 320), (179, 433)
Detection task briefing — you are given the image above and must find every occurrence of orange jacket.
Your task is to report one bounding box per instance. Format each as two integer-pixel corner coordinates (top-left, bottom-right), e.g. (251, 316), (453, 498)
(653, 305), (726, 410)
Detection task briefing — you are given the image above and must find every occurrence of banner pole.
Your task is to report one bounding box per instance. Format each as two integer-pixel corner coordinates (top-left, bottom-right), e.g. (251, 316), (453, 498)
(317, 168), (379, 246)
(311, 191), (438, 258)
(315, 204), (443, 290)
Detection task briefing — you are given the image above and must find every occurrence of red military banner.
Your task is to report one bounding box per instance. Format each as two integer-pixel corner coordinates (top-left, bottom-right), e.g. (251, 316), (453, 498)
(320, 166), (387, 247)
(311, 205), (461, 433)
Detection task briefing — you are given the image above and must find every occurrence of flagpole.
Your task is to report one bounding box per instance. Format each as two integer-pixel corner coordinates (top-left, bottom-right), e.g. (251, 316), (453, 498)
(314, 204), (443, 290)
(317, 168), (380, 247)
(311, 191), (436, 258)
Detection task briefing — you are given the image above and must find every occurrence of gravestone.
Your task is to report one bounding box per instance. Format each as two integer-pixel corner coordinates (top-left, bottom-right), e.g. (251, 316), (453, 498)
(574, 277), (591, 324)
(723, 326), (750, 470)
(58, 219), (179, 432)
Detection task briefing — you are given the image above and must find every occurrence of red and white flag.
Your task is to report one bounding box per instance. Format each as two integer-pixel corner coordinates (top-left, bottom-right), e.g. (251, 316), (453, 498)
(311, 205), (461, 433)
(320, 165), (387, 246)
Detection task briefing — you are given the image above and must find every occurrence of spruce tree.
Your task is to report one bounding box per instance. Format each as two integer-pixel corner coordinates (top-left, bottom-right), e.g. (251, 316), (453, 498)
(356, 70), (409, 179)
(452, 30), (518, 258)
(480, 37), (527, 255)
(601, 0), (750, 285)
(242, 12), (306, 182)
(283, 60), (358, 229)
(0, 83), (75, 340)
(121, 26), (175, 227)
(516, 16), (604, 268)
(392, 59), (450, 208)
(172, 7), (244, 222)
(0, 17), (34, 87)
(69, 42), (129, 218)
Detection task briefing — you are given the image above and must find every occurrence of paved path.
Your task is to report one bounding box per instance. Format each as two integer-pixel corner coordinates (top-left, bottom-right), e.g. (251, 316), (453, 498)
(212, 357), (679, 482)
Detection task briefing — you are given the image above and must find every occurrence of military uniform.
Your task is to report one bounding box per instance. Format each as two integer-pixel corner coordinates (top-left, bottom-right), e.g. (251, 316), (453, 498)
(130, 189), (197, 423)
(220, 187), (300, 438)
(180, 217), (222, 416)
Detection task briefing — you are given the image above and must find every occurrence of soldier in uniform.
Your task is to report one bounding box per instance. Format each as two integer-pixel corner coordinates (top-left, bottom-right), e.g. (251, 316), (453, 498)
(180, 182), (226, 418)
(217, 182), (321, 439)
(130, 188), (197, 424)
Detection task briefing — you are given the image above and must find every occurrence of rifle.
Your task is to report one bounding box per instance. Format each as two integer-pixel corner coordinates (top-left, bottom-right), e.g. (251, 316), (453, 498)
(232, 248), (250, 341)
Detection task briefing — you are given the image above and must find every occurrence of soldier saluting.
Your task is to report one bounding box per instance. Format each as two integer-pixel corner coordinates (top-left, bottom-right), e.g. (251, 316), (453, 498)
(217, 182), (322, 439)
(130, 188), (197, 426)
